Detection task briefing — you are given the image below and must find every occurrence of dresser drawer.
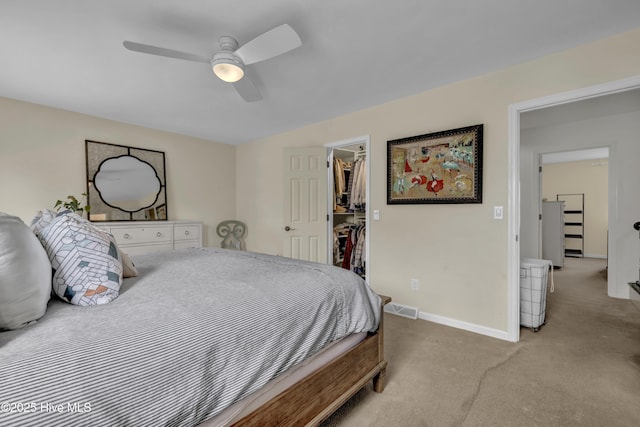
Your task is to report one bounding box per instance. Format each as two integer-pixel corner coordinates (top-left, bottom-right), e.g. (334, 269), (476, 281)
(123, 244), (174, 256)
(110, 226), (173, 246)
(95, 220), (202, 255)
(174, 224), (201, 242)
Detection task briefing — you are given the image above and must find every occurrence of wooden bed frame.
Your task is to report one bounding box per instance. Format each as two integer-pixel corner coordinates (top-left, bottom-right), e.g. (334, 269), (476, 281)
(233, 295), (391, 426)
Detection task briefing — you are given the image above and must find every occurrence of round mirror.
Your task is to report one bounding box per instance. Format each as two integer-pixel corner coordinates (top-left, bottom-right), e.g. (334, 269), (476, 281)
(94, 155), (161, 212)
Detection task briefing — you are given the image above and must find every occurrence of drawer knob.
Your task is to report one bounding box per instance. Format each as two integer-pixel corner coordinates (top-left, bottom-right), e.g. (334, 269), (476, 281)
(156, 232), (162, 237)
(123, 233), (130, 239)
(184, 230), (190, 236)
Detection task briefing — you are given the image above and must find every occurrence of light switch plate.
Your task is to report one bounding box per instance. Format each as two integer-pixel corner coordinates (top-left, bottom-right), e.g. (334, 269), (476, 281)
(493, 206), (504, 220)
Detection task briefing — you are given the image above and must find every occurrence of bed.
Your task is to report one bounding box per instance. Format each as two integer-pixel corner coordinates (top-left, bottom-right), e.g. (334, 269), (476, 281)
(0, 241), (388, 426)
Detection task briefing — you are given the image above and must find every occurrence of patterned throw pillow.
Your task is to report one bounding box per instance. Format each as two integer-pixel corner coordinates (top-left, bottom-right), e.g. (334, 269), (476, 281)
(32, 208), (137, 277)
(37, 212), (123, 306)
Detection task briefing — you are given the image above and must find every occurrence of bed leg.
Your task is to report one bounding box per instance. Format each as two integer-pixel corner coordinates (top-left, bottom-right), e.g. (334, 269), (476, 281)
(372, 361), (387, 393)
(373, 295), (391, 394)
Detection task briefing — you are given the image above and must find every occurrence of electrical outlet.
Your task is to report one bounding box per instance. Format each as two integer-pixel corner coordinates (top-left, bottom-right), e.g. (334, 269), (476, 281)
(411, 278), (419, 291)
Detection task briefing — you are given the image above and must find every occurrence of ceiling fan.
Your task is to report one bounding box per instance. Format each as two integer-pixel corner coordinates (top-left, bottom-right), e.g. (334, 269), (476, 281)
(123, 24), (302, 102)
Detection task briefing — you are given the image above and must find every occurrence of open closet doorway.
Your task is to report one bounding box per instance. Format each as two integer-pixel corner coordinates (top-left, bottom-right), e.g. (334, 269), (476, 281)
(326, 135), (370, 281)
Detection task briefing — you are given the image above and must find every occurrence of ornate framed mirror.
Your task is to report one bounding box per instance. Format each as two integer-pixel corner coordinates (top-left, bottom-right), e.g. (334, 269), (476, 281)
(86, 140), (167, 221)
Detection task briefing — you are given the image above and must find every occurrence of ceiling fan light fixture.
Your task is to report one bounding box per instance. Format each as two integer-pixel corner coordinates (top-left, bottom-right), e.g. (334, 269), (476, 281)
(123, 24), (301, 102)
(211, 53), (245, 83)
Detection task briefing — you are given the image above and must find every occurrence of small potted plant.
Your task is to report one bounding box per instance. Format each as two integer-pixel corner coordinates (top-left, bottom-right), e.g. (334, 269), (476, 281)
(54, 193), (91, 216)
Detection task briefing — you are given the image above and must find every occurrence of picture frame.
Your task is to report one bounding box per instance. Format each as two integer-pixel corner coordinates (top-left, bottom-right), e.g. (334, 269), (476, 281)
(145, 208), (156, 220)
(155, 204), (167, 220)
(387, 124), (483, 204)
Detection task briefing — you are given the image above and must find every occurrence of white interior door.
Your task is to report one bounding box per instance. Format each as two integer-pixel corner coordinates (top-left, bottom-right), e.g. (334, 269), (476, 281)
(283, 147), (328, 262)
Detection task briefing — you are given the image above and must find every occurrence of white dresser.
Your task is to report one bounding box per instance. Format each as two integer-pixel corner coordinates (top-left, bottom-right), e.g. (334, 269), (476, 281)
(96, 220), (203, 256)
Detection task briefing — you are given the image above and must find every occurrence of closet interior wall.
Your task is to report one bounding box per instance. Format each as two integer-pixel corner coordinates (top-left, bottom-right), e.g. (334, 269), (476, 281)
(330, 144), (367, 278)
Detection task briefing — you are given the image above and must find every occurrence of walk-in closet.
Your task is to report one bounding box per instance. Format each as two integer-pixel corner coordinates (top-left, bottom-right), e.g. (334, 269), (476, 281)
(328, 138), (369, 279)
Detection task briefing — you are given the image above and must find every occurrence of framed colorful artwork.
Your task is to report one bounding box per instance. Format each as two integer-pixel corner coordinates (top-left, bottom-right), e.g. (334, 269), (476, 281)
(387, 124), (483, 204)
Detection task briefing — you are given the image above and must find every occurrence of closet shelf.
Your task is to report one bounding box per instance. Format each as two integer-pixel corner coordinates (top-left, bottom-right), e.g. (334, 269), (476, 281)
(557, 193), (585, 259)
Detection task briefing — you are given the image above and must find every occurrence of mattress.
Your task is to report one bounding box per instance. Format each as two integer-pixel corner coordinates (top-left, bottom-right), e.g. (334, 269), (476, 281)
(0, 247), (381, 426)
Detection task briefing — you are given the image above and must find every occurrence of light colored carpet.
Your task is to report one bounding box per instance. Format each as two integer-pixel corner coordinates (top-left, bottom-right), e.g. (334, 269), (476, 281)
(321, 257), (640, 426)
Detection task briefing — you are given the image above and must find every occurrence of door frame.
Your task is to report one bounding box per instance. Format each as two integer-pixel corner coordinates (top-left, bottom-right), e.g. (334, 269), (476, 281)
(537, 147), (610, 261)
(325, 135), (371, 279)
(507, 75), (640, 342)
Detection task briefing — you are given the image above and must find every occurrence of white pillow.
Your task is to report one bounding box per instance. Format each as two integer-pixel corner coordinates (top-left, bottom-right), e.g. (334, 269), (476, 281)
(37, 212), (123, 306)
(0, 212), (51, 330)
(121, 250), (138, 278)
(30, 208), (59, 237)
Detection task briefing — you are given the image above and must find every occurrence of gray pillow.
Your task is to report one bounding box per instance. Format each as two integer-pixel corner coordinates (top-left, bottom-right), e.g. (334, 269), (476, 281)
(0, 212), (51, 330)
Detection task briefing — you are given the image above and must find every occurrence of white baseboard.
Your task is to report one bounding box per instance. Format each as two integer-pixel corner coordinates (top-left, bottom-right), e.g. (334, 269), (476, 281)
(418, 311), (510, 341)
(583, 254), (607, 259)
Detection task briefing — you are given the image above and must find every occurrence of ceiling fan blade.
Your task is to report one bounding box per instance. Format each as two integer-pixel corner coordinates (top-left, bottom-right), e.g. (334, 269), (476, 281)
(233, 76), (262, 102)
(234, 24), (301, 65)
(123, 41), (210, 64)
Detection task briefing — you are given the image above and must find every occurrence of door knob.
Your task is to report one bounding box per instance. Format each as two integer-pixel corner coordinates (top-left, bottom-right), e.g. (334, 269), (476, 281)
(284, 226), (296, 231)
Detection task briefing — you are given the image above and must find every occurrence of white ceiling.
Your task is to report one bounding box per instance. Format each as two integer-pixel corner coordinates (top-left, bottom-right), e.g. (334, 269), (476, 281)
(2, 1), (640, 145)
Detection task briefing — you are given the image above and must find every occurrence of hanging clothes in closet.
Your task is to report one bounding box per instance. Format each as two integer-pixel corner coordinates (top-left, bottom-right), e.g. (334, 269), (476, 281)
(333, 222), (352, 265)
(333, 157), (351, 211)
(335, 223), (366, 277)
(347, 156), (366, 212)
(331, 147), (366, 278)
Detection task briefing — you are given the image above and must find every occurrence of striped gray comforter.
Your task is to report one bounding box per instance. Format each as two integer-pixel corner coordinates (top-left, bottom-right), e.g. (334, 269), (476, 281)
(0, 248), (381, 427)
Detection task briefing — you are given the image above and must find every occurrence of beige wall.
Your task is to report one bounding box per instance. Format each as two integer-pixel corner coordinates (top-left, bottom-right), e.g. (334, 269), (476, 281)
(3, 28), (639, 338)
(542, 160), (608, 257)
(0, 97), (235, 246)
(237, 28), (640, 334)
